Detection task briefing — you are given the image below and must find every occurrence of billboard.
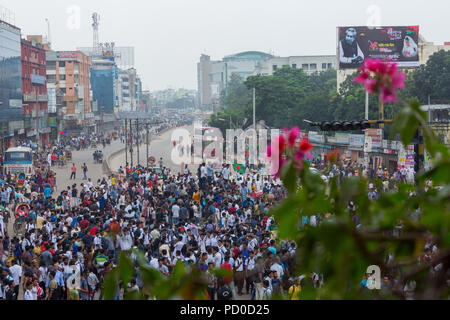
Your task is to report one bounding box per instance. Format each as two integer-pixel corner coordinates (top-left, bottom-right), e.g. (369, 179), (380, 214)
(338, 26), (419, 69)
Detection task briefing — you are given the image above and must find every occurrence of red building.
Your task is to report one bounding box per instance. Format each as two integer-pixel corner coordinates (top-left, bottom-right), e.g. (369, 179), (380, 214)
(21, 37), (49, 147)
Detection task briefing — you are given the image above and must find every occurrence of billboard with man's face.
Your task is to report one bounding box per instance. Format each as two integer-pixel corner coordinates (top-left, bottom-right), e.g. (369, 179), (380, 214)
(337, 26), (420, 69)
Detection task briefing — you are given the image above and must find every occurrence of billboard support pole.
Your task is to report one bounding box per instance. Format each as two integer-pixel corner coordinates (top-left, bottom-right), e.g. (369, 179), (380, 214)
(379, 99), (384, 129)
(365, 91), (369, 120)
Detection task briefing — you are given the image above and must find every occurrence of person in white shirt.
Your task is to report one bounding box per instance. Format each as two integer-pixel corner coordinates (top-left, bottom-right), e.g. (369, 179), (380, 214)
(234, 252), (245, 295)
(212, 247), (222, 267)
(270, 259), (284, 280)
(9, 260), (22, 288)
(119, 229), (133, 251)
(23, 281), (35, 300)
(172, 204), (180, 226)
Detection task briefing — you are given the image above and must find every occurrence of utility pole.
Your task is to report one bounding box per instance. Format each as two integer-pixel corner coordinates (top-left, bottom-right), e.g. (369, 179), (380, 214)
(365, 91), (369, 120)
(136, 118), (139, 167)
(146, 122), (149, 169)
(130, 118), (133, 168)
(125, 118), (128, 167)
(35, 86), (40, 151)
(253, 87), (256, 131)
(379, 99), (384, 129)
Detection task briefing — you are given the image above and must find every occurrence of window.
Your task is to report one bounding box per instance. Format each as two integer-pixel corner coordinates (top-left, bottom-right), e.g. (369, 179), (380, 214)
(272, 65), (277, 71)
(310, 63), (317, 70)
(47, 74), (56, 82)
(59, 61), (65, 67)
(292, 64), (297, 68)
(47, 61), (56, 69)
(322, 63), (327, 69)
(328, 63), (332, 69)
(59, 75), (66, 81)
(302, 64), (309, 70)
(60, 88), (66, 94)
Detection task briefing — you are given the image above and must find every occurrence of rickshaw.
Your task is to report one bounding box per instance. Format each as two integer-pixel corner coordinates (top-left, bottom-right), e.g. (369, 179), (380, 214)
(13, 202), (30, 235)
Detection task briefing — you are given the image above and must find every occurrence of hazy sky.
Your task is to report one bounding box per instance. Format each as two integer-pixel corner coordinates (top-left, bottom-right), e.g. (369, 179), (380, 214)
(2, 0), (449, 91)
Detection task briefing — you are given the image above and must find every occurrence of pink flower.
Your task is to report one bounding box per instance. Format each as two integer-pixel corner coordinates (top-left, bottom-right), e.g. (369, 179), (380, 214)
(391, 71), (406, 89)
(266, 145), (272, 157)
(353, 71), (369, 84)
(364, 79), (378, 94)
(353, 58), (406, 104)
(276, 134), (286, 153)
(287, 127), (300, 147)
(381, 87), (396, 103)
(365, 58), (382, 73)
(299, 137), (312, 153)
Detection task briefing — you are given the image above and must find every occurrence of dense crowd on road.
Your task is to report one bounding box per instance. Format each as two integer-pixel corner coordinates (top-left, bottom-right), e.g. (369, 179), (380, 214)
(0, 129), (443, 301)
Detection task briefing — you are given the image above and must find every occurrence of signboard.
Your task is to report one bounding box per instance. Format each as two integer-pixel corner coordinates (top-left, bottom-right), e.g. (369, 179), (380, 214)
(349, 134), (364, 147)
(338, 26), (420, 69)
(9, 99), (22, 108)
(56, 51), (78, 60)
(365, 128), (383, 148)
(308, 131), (325, 143)
(38, 95), (48, 102)
(335, 132), (349, 144)
(49, 116), (57, 127)
(31, 74), (45, 85)
(364, 136), (372, 153)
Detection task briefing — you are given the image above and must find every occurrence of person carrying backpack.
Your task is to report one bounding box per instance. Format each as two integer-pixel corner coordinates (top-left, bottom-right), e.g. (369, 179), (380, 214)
(216, 278), (233, 300)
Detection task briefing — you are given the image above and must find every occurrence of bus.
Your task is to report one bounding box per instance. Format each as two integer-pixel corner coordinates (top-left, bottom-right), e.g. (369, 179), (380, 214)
(3, 147), (34, 176)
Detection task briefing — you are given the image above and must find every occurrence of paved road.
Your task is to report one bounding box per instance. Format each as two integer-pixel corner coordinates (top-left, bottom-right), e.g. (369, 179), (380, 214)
(52, 139), (124, 191)
(110, 126), (199, 174)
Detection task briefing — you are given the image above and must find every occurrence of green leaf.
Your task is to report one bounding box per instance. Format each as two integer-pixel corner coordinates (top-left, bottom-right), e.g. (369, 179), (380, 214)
(118, 251), (134, 286)
(102, 268), (119, 300)
(281, 160), (298, 194)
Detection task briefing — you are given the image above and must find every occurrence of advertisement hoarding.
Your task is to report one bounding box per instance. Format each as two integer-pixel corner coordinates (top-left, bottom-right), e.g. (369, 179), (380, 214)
(349, 134), (364, 147)
(335, 132), (349, 144)
(337, 26), (419, 69)
(365, 129), (383, 148)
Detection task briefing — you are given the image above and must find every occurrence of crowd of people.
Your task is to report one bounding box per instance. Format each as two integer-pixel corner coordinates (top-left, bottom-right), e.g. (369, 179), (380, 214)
(0, 127), (443, 301)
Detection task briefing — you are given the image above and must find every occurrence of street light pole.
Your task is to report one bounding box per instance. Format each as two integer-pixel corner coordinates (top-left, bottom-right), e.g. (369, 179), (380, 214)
(136, 118), (140, 167)
(130, 118), (133, 168)
(125, 118), (128, 167)
(253, 87), (256, 131)
(146, 122), (149, 169)
(35, 86), (40, 151)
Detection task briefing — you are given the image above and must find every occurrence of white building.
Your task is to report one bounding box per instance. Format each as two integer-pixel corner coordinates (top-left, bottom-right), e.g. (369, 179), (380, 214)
(116, 68), (140, 112)
(253, 55), (336, 76)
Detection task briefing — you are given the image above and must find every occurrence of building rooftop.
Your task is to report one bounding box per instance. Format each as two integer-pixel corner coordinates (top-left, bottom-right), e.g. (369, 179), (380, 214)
(223, 51), (273, 61)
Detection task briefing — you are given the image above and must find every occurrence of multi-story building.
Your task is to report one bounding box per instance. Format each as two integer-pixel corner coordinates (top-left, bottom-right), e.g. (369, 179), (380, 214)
(21, 37), (50, 147)
(46, 50), (93, 131)
(90, 58), (118, 114)
(0, 19), (23, 150)
(197, 51), (273, 109)
(253, 55), (336, 76)
(77, 46), (135, 69)
(116, 68), (139, 112)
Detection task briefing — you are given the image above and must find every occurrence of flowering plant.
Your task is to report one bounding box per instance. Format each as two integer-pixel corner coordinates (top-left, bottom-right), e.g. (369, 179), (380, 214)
(267, 127), (312, 179)
(353, 58), (406, 103)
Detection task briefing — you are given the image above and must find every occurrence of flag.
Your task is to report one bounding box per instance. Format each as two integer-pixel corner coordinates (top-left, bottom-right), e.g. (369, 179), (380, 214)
(232, 163), (245, 174)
